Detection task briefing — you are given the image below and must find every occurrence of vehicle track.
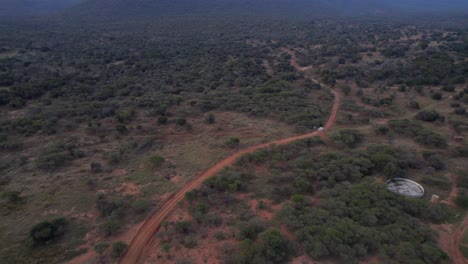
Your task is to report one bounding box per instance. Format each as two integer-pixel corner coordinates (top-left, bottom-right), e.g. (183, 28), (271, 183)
(119, 51), (340, 264)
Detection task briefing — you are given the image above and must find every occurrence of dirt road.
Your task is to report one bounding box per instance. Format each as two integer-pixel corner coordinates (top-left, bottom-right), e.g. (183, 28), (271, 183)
(119, 51), (340, 264)
(452, 215), (468, 264)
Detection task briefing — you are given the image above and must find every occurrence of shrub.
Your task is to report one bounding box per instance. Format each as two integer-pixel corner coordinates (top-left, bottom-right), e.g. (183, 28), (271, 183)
(183, 235), (198, 248)
(175, 221), (194, 234)
(409, 100), (420, 109)
(1, 190), (21, 203)
(442, 85), (455, 92)
(94, 242), (109, 255)
(432, 92), (442, 100)
(90, 162), (102, 173)
(116, 124), (128, 133)
(423, 153), (446, 170)
(225, 137), (240, 148)
(454, 145), (468, 157)
(149, 155), (165, 168)
(111, 241), (127, 258)
(258, 229), (293, 263)
(375, 126), (389, 135)
(454, 107), (466, 115)
(415, 130), (447, 148)
(238, 218), (266, 240)
(99, 219), (121, 236)
(161, 242), (171, 256)
(157, 116), (168, 125)
(331, 129), (364, 148)
(96, 193), (121, 217)
(30, 217), (67, 245)
(215, 231), (228, 240)
(340, 85), (351, 95)
(176, 118), (187, 127)
(455, 193), (468, 209)
(206, 113), (216, 124)
(131, 199), (151, 214)
(196, 201), (210, 214)
(415, 110), (441, 122)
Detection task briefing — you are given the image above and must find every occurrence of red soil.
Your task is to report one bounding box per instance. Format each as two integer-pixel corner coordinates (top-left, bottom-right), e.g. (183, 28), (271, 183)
(432, 173), (468, 264)
(441, 173), (458, 207)
(117, 50), (340, 264)
(433, 217), (468, 264)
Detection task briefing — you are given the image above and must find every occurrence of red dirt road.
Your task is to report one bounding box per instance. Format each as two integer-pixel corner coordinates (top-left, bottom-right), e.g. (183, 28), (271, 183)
(119, 52), (340, 264)
(452, 216), (468, 264)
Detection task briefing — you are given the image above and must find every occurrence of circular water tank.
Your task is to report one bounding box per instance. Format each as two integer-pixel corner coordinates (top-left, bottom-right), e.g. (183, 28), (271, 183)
(386, 178), (425, 198)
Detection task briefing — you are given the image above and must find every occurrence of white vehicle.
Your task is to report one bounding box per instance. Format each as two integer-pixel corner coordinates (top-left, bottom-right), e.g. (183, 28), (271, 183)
(317, 127), (324, 132)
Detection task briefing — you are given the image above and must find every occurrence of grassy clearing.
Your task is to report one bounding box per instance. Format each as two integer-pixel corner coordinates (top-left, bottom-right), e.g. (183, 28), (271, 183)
(0, 106), (300, 263)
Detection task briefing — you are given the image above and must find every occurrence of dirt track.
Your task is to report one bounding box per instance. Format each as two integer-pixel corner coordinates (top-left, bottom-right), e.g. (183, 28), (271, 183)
(452, 216), (468, 264)
(119, 50), (340, 264)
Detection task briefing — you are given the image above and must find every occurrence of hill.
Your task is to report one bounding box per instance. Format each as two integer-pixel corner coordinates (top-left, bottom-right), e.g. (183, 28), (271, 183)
(61, 0), (468, 22)
(0, 0), (81, 17)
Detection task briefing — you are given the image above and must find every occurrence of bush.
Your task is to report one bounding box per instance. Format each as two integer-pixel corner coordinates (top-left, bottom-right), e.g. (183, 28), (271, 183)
(183, 235), (198, 248)
(157, 116), (168, 125)
(415, 130), (447, 148)
(238, 218), (266, 240)
(175, 221), (194, 234)
(423, 153), (446, 170)
(442, 85), (455, 92)
(432, 92), (442, 100)
(415, 110), (441, 122)
(149, 155), (165, 168)
(455, 193), (468, 209)
(409, 100), (420, 109)
(258, 229), (293, 263)
(30, 217), (67, 245)
(176, 118), (187, 127)
(454, 145), (468, 157)
(1, 190), (21, 203)
(205, 113), (216, 124)
(331, 129), (365, 148)
(94, 242), (109, 255)
(96, 193), (121, 217)
(375, 126), (389, 135)
(340, 85), (351, 95)
(90, 162), (102, 173)
(131, 199), (151, 214)
(215, 231), (228, 240)
(116, 124), (128, 133)
(99, 219), (121, 236)
(111, 241), (127, 258)
(454, 107), (466, 115)
(225, 137), (240, 148)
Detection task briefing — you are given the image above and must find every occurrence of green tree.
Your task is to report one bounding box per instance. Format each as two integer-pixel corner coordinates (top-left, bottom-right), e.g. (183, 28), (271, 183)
(258, 229), (293, 263)
(99, 219), (121, 236)
(225, 137), (240, 148)
(206, 113), (216, 124)
(149, 155), (165, 168)
(161, 242), (171, 258)
(111, 241), (127, 259)
(94, 242), (109, 256)
(331, 129), (364, 148)
(1, 191), (21, 203)
(29, 217), (67, 245)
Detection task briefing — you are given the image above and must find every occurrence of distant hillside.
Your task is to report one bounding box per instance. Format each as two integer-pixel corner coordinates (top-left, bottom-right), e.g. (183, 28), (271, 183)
(1, 0), (467, 20)
(61, 0), (468, 22)
(0, 0), (82, 17)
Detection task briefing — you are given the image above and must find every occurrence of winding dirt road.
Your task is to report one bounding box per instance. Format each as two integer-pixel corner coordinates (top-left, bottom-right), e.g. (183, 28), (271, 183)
(119, 50), (340, 264)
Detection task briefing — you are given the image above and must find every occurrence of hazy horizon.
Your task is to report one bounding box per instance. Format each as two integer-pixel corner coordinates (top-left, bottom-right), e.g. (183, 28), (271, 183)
(1, 0), (468, 19)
